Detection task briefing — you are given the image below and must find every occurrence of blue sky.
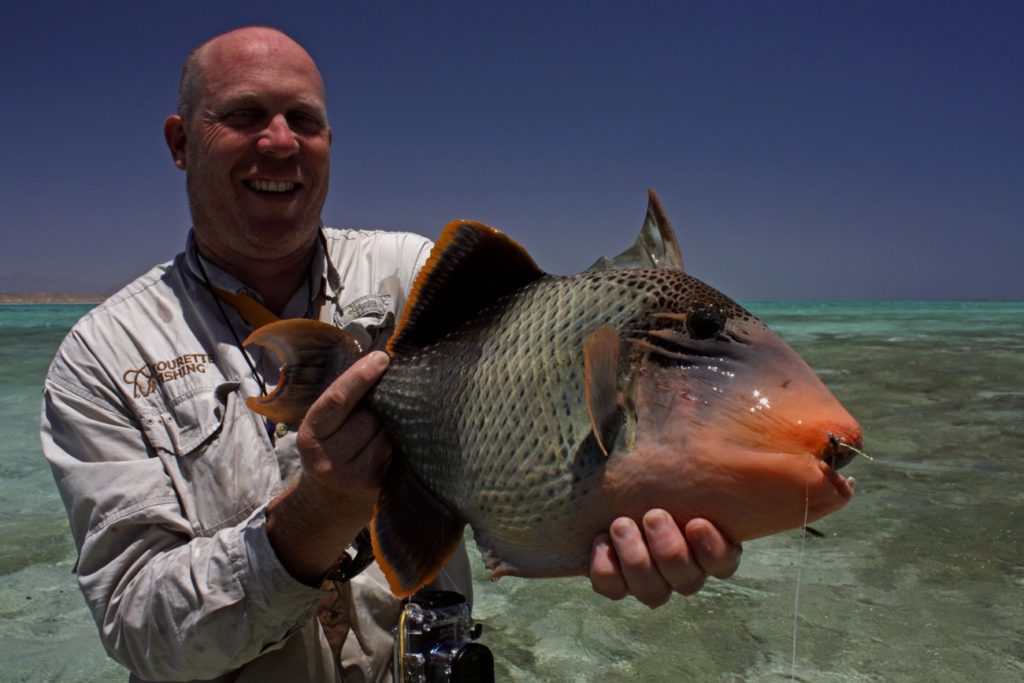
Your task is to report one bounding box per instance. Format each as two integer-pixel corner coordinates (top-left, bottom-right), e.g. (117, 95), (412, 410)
(2, 1), (1021, 300)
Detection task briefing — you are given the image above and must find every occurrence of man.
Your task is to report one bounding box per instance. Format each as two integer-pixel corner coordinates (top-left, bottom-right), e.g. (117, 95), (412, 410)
(41, 26), (741, 681)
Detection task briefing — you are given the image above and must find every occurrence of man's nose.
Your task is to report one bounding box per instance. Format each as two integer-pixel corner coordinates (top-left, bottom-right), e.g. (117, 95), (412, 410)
(257, 114), (300, 157)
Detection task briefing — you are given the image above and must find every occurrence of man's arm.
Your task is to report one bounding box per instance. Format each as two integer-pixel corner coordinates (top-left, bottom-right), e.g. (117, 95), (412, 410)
(41, 378), (325, 680)
(41, 346), (395, 680)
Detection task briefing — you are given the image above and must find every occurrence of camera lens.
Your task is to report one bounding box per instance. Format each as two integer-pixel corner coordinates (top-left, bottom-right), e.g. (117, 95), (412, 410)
(450, 643), (494, 683)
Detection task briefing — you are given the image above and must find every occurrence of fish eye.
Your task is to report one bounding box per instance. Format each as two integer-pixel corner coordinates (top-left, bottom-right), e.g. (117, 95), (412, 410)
(686, 310), (725, 340)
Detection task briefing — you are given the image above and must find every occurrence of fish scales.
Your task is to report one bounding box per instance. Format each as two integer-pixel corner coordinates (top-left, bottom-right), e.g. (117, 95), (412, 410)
(244, 191), (862, 597)
(369, 268), (745, 576)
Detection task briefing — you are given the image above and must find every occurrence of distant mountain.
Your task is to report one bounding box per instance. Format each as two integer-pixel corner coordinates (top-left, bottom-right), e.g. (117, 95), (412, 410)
(0, 271), (120, 296)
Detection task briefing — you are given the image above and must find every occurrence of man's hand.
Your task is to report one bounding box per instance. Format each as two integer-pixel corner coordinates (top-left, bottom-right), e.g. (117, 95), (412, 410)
(589, 511), (742, 608)
(294, 350), (393, 515)
(267, 351), (393, 584)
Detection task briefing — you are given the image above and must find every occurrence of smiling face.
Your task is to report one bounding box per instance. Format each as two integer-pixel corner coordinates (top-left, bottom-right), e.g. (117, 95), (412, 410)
(165, 28), (332, 270)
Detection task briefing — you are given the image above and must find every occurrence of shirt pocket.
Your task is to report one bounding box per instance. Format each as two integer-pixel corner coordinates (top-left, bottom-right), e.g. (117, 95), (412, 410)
(332, 294), (396, 350)
(146, 381), (282, 536)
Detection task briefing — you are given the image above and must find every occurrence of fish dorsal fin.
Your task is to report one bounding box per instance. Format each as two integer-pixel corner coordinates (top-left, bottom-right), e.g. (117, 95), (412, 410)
(388, 220), (545, 355)
(583, 325), (624, 458)
(587, 189), (684, 272)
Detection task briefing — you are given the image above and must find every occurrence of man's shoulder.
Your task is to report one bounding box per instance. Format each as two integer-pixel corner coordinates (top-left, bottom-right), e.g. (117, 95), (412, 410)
(49, 256), (187, 374)
(75, 258), (180, 332)
(321, 227), (434, 281)
(322, 227), (433, 253)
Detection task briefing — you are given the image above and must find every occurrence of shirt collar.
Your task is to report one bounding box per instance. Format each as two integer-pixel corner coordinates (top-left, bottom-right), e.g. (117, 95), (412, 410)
(184, 228), (331, 319)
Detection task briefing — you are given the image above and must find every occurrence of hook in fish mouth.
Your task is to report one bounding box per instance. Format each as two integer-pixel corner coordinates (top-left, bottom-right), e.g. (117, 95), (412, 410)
(821, 432), (866, 471)
(813, 432), (862, 501)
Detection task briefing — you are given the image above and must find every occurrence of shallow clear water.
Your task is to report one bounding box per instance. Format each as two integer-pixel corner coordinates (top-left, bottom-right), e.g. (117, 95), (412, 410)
(2, 302), (1022, 681)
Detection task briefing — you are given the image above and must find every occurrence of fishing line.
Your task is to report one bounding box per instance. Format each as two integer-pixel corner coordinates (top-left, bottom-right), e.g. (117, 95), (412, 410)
(790, 479), (811, 682)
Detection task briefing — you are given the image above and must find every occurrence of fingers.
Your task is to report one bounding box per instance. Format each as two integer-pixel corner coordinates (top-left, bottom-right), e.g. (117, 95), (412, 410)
(310, 410), (392, 481)
(589, 533), (628, 601)
(684, 518), (742, 580)
(589, 512), (744, 608)
(643, 510), (706, 597)
(312, 408), (384, 464)
(605, 517), (672, 608)
(295, 351), (394, 498)
(303, 351), (390, 440)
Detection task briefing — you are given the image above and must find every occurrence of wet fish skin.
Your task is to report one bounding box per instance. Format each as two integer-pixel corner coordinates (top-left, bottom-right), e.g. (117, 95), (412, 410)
(245, 191), (862, 596)
(373, 268), (740, 574)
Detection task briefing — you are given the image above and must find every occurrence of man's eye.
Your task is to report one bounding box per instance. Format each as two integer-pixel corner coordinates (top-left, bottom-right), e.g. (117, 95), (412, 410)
(288, 113), (324, 134)
(222, 110), (264, 127)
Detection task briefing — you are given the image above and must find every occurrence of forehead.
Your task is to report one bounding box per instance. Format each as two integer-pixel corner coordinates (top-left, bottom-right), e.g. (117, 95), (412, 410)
(198, 35), (325, 108)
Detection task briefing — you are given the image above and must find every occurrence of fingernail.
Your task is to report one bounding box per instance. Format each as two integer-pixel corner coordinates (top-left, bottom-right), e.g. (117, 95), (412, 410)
(368, 351), (390, 368)
(611, 518), (635, 540)
(646, 511), (667, 532)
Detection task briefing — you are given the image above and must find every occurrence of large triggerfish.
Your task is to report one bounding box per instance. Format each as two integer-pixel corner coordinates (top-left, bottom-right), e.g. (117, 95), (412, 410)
(245, 190), (863, 597)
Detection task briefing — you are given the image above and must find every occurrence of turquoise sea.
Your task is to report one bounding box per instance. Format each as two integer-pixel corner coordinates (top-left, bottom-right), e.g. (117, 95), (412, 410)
(1, 302), (1022, 682)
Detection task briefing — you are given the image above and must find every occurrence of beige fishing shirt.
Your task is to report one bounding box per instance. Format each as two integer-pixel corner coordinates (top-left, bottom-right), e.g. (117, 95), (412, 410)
(40, 228), (472, 682)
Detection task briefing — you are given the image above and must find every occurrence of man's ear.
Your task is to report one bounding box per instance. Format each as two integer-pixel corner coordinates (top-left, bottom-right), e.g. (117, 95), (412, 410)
(164, 115), (188, 170)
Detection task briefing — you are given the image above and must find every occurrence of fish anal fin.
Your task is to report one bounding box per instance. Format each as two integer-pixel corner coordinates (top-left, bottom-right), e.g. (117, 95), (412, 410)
(371, 454), (466, 597)
(243, 319), (362, 424)
(583, 325), (623, 458)
(588, 189), (684, 272)
(388, 221), (545, 355)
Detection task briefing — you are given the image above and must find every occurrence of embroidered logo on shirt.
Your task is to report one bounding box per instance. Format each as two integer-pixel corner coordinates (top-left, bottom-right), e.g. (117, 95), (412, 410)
(123, 353), (215, 398)
(333, 294), (392, 329)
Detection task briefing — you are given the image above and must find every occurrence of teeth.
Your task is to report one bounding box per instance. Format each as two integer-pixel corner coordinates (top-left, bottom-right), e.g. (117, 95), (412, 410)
(247, 179), (296, 193)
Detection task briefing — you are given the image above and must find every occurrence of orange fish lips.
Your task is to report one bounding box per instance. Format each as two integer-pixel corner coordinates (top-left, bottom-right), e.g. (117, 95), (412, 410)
(614, 331), (864, 542)
(789, 427), (862, 525)
(816, 428), (864, 502)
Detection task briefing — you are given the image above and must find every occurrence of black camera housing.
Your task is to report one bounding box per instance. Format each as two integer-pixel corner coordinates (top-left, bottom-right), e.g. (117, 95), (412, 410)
(394, 591), (494, 683)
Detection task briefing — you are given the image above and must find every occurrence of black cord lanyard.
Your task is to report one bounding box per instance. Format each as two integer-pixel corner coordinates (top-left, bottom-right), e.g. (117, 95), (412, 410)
(195, 254), (269, 398)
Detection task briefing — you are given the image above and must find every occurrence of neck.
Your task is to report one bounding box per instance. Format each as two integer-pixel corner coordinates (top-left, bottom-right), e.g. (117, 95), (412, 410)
(195, 234), (318, 317)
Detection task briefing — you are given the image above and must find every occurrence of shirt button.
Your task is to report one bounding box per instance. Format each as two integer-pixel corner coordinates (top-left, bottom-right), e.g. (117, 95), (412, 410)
(275, 423), (289, 439)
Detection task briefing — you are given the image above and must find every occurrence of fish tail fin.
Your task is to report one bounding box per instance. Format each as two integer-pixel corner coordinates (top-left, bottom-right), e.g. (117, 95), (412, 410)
(371, 453), (466, 597)
(243, 319), (364, 424)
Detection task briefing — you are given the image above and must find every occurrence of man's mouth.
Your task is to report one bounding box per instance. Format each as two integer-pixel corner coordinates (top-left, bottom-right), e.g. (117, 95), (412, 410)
(244, 179), (300, 194)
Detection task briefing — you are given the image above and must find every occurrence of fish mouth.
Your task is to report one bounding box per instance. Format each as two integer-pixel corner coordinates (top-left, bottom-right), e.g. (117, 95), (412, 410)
(815, 430), (863, 501)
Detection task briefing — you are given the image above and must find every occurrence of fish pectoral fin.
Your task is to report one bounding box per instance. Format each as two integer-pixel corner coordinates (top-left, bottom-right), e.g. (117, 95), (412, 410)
(371, 453), (466, 597)
(583, 325), (623, 458)
(387, 220), (545, 355)
(243, 319), (363, 424)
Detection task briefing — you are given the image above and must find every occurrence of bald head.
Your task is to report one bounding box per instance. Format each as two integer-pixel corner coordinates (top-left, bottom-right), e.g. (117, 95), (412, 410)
(177, 27), (324, 125)
(164, 25), (333, 305)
